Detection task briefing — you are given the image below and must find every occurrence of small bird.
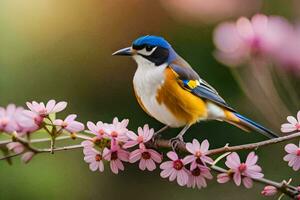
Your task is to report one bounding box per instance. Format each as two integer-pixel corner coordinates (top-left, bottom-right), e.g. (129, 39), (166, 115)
(112, 35), (278, 145)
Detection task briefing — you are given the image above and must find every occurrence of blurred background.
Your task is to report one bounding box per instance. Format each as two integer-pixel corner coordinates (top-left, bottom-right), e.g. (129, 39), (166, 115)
(0, 0), (299, 199)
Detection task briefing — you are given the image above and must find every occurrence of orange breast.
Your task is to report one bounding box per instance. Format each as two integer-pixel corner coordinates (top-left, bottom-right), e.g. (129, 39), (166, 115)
(156, 67), (208, 125)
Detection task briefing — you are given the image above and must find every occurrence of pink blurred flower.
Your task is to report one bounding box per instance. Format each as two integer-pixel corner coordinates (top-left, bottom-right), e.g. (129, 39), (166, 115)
(184, 139), (214, 169)
(103, 143), (129, 174)
(222, 152), (264, 188)
(105, 117), (130, 142)
(0, 104), (20, 133)
(7, 142), (25, 154)
(214, 14), (291, 66)
(54, 114), (84, 133)
(123, 124), (154, 149)
(281, 111), (300, 133)
(86, 121), (109, 139)
(21, 151), (35, 163)
(129, 147), (162, 171)
(274, 27), (300, 74)
(283, 142), (300, 171)
(261, 185), (277, 196)
(83, 147), (104, 172)
(160, 151), (189, 186)
(187, 166), (213, 189)
(160, 0), (261, 24)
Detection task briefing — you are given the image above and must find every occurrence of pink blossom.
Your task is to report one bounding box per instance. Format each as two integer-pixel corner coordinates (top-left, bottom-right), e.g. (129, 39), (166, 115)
(24, 100), (67, 125)
(81, 140), (94, 149)
(160, 151), (189, 186)
(7, 105), (38, 135)
(103, 143), (129, 174)
(223, 152), (264, 188)
(53, 114), (84, 133)
(283, 142), (300, 171)
(104, 117), (130, 142)
(123, 124), (154, 149)
(261, 185), (277, 196)
(213, 14), (292, 66)
(21, 151), (35, 163)
(129, 147), (162, 171)
(0, 104), (20, 133)
(187, 166), (213, 189)
(217, 173), (231, 184)
(83, 147), (104, 172)
(82, 140), (96, 157)
(184, 139), (214, 169)
(86, 121), (109, 139)
(26, 100), (67, 116)
(7, 142), (25, 154)
(0, 104), (37, 135)
(281, 111), (300, 133)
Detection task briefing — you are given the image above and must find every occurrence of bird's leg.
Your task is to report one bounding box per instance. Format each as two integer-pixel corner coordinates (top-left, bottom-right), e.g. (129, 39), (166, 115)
(170, 124), (191, 151)
(152, 125), (169, 143)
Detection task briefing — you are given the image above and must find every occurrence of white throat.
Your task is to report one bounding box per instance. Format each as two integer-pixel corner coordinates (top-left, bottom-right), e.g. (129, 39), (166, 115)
(132, 55), (167, 97)
(132, 55), (185, 127)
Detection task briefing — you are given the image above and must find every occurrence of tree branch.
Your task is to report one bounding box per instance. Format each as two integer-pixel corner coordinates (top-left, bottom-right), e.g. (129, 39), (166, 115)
(153, 131), (300, 155)
(2, 130), (300, 198)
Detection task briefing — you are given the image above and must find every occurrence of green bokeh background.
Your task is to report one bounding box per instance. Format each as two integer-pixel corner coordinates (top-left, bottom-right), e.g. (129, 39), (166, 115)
(0, 1), (299, 199)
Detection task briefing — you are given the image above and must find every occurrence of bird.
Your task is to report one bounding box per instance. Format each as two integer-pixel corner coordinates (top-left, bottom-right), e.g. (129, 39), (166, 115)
(112, 35), (278, 146)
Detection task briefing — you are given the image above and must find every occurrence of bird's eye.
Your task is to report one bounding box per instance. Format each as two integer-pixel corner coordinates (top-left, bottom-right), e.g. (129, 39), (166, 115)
(145, 45), (153, 51)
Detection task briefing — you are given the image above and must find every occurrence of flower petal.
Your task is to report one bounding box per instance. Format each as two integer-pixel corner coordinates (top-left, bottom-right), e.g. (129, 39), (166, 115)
(245, 152), (258, 166)
(139, 158), (146, 170)
(46, 100), (56, 113)
(129, 149), (141, 163)
(242, 177), (253, 188)
(285, 143), (298, 154)
(233, 172), (241, 186)
(225, 152), (241, 169)
(145, 159), (156, 171)
(287, 116), (297, 125)
(167, 151), (178, 161)
(52, 101), (67, 113)
(200, 139), (209, 152)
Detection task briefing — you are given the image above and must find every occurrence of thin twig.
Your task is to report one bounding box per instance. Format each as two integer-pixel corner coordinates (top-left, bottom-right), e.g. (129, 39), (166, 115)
(39, 144), (83, 152)
(0, 152), (23, 161)
(153, 131), (300, 155)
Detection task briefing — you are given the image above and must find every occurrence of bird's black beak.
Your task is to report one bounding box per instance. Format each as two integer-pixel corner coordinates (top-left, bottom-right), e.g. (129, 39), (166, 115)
(112, 47), (132, 56)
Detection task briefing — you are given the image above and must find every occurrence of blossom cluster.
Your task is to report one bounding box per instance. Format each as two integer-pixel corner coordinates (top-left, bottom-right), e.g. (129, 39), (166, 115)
(1, 100), (300, 198)
(81, 121), (264, 190)
(281, 111), (300, 171)
(213, 14), (300, 73)
(2, 100), (84, 162)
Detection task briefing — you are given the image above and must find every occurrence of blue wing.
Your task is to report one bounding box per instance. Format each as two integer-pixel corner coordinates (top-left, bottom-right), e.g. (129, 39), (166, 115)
(169, 57), (235, 112)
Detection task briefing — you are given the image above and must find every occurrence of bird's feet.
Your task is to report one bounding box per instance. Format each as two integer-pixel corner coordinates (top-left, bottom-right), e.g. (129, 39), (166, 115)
(151, 132), (162, 147)
(169, 136), (184, 151)
(151, 125), (169, 147)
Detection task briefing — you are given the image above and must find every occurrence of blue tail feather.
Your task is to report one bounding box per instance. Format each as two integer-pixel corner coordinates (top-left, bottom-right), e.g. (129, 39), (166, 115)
(234, 113), (278, 139)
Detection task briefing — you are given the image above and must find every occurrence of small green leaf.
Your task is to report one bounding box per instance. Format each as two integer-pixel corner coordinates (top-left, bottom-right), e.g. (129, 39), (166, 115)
(49, 113), (56, 122)
(212, 152), (231, 166)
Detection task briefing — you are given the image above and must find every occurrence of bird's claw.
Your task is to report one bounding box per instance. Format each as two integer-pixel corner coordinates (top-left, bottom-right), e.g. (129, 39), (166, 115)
(170, 136), (184, 151)
(151, 132), (162, 147)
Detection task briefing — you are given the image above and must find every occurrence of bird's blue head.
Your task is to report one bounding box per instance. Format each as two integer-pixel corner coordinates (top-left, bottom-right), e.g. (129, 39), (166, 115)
(132, 35), (171, 49)
(112, 35), (177, 66)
